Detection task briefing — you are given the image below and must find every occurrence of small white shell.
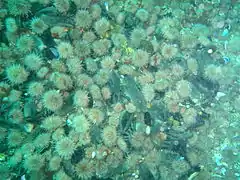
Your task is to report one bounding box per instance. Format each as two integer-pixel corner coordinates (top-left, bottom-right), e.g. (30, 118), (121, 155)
(215, 92), (226, 100)
(145, 126), (151, 135)
(91, 151), (96, 159)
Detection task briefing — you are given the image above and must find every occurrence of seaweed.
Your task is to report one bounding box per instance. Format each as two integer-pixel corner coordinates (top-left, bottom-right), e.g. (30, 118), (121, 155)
(108, 70), (121, 103)
(138, 163), (155, 180)
(121, 75), (147, 112)
(23, 98), (37, 119)
(90, 125), (102, 144)
(119, 111), (136, 134)
(71, 147), (85, 164)
(140, 40), (154, 54)
(144, 112), (153, 126)
(189, 75), (219, 107)
(147, 100), (168, 122)
(162, 128), (192, 158)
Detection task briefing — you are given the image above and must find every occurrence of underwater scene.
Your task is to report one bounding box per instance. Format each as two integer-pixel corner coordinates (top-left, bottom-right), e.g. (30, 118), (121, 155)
(0, 0), (240, 179)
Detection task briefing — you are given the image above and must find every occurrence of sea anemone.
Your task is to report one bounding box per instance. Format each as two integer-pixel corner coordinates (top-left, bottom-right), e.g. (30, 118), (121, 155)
(101, 86), (111, 100)
(94, 18), (110, 36)
(55, 137), (76, 160)
(72, 115), (90, 134)
(142, 84), (155, 102)
(48, 156), (61, 171)
(111, 33), (127, 48)
(88, 108), (104, 125)
(136, 8), (149, 22)
(54, 0), (70, 13)
(204, 64), (223, 81)
(41, 115), (65, 131)
(37, 67), (49, 79)
(8, 90), (22, 102)
(93, 69), (110, 86)
(8, 150), (23, 167)
(117, 137), (128, 152)
(138, 71), (154, 85)
(50, 60), (67, 72)
(145, 149), (159, 169)
(75, 10), (92, 28)
(74, 40), (91, 58)
(72, 0), (91, 8)
(23, 154), (45, 172)
(6, 64), (29, 84)
(162, 27), (180, 41)
(132, 49), (149, 67)
(75, 159), (94, 179)
(8, 108), (24, 124)
(161, 43), (178, 59)
(130, 132), (145, 149)
(85, 58), (98, 73)
(118, 64), (134, 75)
(24, 53), (43, 71)
(89, 84), (102, 100)
(102, 126), (117, 147)
(16, 35), (35, 53)
(171, 64), (185, 79)
(75, 74), (93, 89)
(42, 90), (63, 111)
(66, 57), (83, 75)
(106, 148), (123, 168)
(130, 28), (146, 48)
(20, 143), (34, 156)
(30, 17), (48, 34)
(92, 39), (111, 56)
(54, 170), (71, 180)
(73, 89), (89, 108)
(7, 130), (25, 148)
(180, 33), (198, 49)
(52, 128), (65, 141)
(101, 56), (115, 70)
(57, 42), (73, 59)
(50, 72), (73, 90)
(28, 81), (44, 97)
(176, 80), (192, 98)
(154, 70), (171, 91)
(181, 107), (197, 127)
(116, 11), (126, 24)
(33, 133), (51, 151)
(125, 102), (137, 113)
(82, 31), (96, 43)
(164, 90), (181, 105)
(7, 0), (31, 16)
(90, 3), (102, 19)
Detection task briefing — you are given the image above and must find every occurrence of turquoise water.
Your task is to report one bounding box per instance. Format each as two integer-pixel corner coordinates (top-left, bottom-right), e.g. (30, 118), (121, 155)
(0, 0), (240, 179)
